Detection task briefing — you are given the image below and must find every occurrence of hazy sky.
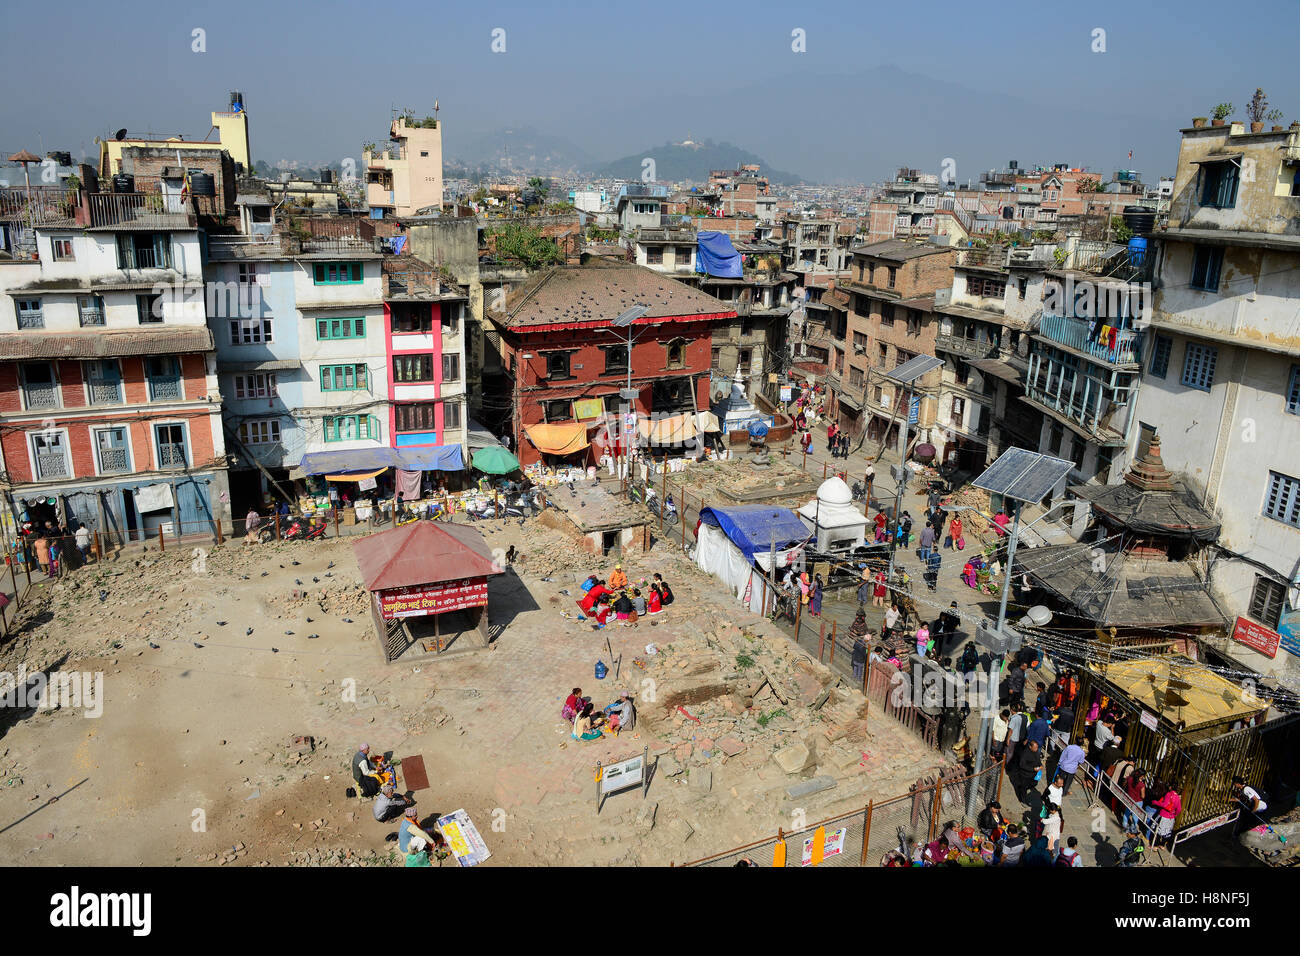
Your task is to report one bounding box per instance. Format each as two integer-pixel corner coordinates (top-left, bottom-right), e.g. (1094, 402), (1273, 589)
(2, 0), (1295, 184)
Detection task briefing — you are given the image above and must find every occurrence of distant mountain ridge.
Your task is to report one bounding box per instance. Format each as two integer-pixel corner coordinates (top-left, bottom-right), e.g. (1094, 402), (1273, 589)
(595, 139), (802, 184)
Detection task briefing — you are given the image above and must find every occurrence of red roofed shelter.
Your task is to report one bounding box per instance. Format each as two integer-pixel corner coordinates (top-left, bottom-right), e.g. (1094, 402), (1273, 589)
(352, 521), (505, 662)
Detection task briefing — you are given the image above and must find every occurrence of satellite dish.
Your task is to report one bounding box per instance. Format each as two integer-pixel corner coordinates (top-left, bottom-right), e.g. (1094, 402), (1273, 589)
(115, 128), (128, 141)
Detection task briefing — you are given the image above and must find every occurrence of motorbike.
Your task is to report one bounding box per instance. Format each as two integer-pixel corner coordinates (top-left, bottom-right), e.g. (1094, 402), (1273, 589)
(257, 524), (276, 544)
(304, 519), (329, 541)
(644, 489), (679, 527)
(281, 519), (307, 542)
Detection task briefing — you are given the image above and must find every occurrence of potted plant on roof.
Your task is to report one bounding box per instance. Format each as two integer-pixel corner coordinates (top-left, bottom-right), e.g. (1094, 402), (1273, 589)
(1266, 109), (1285, 132)
(1211, 103), (1234, 127)
(1246, 88), (1271, 133)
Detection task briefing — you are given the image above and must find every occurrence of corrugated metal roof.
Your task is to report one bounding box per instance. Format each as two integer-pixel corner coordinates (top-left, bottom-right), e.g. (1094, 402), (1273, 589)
(351, 522), (504, 591)
(0, 327), (213, 359)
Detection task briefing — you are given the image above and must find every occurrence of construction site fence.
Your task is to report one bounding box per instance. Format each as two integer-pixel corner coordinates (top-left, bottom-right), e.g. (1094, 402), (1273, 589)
(676, 759), (1004, 866)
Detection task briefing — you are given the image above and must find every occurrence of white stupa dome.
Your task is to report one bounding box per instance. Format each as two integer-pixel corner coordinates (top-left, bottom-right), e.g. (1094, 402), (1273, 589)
(817, 475), (852, 506)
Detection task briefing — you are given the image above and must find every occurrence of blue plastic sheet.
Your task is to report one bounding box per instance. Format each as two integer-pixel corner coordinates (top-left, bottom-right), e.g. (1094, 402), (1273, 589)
(694, 231), (742, 278)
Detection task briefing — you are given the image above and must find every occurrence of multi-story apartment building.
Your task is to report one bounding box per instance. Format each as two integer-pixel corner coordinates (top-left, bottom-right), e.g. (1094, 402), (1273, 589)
(615, 184), (669, 233)
(931, 245), (1051, 471)
(0, 170), (230, 540)
(363, 113), (444, 218)
(633, 228), (793, 403)
(830, 240), (958, 449)
(1132, 120), (1300, 678)
(1021, 242), (1152, 491)
(865, 169), (942, 243)
(206, 228), (469, 503)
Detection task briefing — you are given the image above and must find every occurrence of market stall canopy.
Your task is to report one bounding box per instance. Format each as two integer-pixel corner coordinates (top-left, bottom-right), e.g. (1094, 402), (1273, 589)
(697, 505), (810, 560)
(524, 422), (590, 456)
(638, 412), (697, 445)
(352, 521), (504, 592)
(1014, 540), (1228, 628)
(695, 231), (742, 278)
(466, 418), (500, 450)
(323, 467), (387, 483)
(1103, 655), (1262, 732)
(298, 445), (465, 476)
(472, 445), (520, 475)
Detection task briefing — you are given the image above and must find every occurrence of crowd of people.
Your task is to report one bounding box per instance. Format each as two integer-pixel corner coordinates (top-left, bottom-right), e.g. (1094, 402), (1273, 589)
(577, 565), (674, 629)
(18, 517), (93, 577)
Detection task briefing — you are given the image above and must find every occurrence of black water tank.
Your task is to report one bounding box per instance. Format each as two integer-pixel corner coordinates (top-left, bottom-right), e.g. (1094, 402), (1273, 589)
(1122, 205), (1156, 236)
(320, 169), (335, 185)
(112, 173), (135, 193)
(190, 172), (216, 196)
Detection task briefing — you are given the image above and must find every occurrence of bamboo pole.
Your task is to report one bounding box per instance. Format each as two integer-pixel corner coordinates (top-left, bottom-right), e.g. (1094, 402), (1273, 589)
(829, 619), (836, 664)
(9, 559), (19, 609)
(158, 525), (165, 552)
(860, 800), (873, 866)
(818, 620), (826, 661)
(215, 518), (224, 546)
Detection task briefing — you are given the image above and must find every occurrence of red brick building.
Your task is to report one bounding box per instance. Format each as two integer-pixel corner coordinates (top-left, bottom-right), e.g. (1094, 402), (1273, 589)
(488, 260), (734, 466)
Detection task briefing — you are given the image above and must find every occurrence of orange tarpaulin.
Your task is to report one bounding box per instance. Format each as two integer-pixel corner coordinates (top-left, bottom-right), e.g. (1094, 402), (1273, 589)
(524, 421), (590, 456)
(638, 412), (698, 444)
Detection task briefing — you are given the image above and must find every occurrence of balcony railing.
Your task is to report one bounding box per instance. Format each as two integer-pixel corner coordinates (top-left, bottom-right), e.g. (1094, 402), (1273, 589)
(22, 384), (59, 409)
(98, 447), (129, 474)
(936, 331), (997, 359)
(0, 186), (77, 226)
(148, 376), (183, 401)
(299, 236), (384, 255)
(88, 192), (193, 229)
(158, 443), (187, 468)
(1038, 313), (1142, 365)
(17, 309), (44, 329)
(78, 307), (106, 327)
(88, 377), (123, 405)
(35, 452), (69, 480)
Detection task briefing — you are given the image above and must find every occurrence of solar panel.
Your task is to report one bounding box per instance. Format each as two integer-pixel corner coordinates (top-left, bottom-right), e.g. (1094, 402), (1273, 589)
(884, 354), (943, 385)
(972, 447), (1073, 503)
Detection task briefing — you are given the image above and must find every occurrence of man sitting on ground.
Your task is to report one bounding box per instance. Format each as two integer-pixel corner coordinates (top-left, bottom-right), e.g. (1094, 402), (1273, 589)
(608, 563), (629, 590)
(373, 783), (410, 823)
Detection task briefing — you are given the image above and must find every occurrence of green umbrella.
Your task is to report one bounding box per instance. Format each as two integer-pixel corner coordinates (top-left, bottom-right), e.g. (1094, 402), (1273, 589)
(472, 445), (520, 475)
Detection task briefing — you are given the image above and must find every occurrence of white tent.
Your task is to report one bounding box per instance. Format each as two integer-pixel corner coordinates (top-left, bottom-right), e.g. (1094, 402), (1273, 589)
(693, 506), (808, 615)
(798, 476), (868, 552)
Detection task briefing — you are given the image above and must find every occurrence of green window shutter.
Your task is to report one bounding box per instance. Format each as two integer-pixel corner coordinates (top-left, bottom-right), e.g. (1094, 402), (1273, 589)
(355, 317), (365, 337)
(316, 319), (327, 339)
(324, 418), (336, 442)
(320, 367), (329, 390)
(369, 415), (379, 439)
(358, 364), (367, 388)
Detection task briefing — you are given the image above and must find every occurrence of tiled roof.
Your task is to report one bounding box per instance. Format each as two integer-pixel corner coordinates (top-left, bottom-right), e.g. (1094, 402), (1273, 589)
(0, 327), (213, 360)
(492, 260), (736, 331)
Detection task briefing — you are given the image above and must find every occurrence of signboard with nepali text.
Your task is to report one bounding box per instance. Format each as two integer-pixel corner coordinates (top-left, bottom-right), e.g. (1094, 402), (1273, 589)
(1232, 616), (1281, 660)
(379, 577), (488, 619)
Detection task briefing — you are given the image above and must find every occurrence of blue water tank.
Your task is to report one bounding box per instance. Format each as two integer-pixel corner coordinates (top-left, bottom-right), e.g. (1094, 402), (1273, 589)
(1127, 236), (1148, 266)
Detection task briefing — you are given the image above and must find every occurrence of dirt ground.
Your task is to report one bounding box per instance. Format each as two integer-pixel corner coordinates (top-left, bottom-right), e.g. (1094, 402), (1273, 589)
(0, 504), (943, 867)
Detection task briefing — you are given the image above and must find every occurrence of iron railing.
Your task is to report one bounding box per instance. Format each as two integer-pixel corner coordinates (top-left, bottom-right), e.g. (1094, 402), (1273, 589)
(148, 376), (183, 401)
(1038, 313), (1142, 365)
(88, 192), (192, 229)
(158, 443), (187, 468)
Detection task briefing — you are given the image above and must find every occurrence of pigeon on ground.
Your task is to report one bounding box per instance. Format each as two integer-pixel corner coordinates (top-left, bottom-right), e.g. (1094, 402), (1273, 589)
(306, 617), (313, 623)
(292, 560), (301, 566)
(284, 630), (294, 635)
(307, 634), (319, 639)
(342, 618), (353, 624)
(193, 642), (204, 649)
(246, 627), (254, 635)
(260, 571), (269, 577)
(270, 647), (279, 654)
(312, 577), (320, 583)
(327, 562), (335, 569)
(99, 590), (108, 602)
(148, 641), (160, 649)
(559, 588), (571, 596)
(216, 621), (227, 626)
(295, 579), (302, 586)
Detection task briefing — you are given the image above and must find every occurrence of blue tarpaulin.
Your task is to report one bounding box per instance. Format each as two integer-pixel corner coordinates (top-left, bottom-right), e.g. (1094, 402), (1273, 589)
(298, 445), (465, 475)
(697, 505), (810, 559)
(694, 231), (742, 278)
